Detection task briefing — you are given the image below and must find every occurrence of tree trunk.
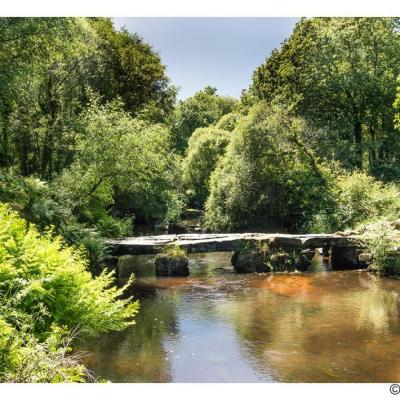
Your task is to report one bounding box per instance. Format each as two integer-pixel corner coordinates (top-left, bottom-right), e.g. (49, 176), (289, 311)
(354, 119), (362, 168)
(368, 124), (376, 169)
(0, 102), (12, 168)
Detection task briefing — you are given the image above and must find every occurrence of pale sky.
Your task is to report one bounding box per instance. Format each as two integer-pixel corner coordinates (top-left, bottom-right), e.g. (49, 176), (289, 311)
(113, 18), (298, 100)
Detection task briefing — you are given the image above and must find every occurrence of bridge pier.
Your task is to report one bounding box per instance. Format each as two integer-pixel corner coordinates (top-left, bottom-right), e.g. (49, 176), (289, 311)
(230, 241), (316, 274)
(322, 246), (331, 258)
(155, 254), (190, 276)
(330, 246), (362, 269)
(106, 233), (365, 275)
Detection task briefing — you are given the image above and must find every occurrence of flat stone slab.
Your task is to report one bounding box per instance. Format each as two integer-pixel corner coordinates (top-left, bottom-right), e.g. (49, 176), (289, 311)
(106, 233), (362, 256)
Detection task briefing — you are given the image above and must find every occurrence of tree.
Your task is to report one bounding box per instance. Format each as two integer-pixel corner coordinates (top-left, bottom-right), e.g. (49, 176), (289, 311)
(88, 18), (177, 120)
(214, 112), (242, 132)
(182, 127), (231, 207)
(56, 95), (183, 226)
(0, 18), (177, 179)
(171, 86), (237, 152)
(251, 18), (400, 172)
(205, 103), (330, 232)
(0, 18), (97, 178)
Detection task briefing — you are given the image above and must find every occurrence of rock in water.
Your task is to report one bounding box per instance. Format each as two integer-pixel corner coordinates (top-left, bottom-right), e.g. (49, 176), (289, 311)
(231, 243), (314, 273)
(231, 246), (270, 273)
(358, 252), (373, 268)
(155, 254), (189, 276)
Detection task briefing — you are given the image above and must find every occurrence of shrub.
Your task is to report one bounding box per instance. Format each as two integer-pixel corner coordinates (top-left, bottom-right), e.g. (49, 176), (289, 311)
(0, 202), (139, 381)
(0, 204), (138, 382)
(307, 170), (400, 232)
(0, 169), (69, 230)
(95, 215), (133, 238)
(159, 244), (187, 259)
(0, 169), (110, 274)
(0, 320), (90, 383)
(0, 202), (138, 335)
(357, 220), (400, 277)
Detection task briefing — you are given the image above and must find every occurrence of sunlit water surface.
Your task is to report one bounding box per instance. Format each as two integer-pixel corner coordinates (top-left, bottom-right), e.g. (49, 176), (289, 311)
(80, 252), (400, 382)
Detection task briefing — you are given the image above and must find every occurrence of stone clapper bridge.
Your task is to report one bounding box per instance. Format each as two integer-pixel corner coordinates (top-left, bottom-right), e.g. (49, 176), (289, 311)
(106, 232), (367, 276)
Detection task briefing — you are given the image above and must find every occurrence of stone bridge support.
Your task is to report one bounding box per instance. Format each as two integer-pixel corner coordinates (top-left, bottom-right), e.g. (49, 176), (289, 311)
(106, 233), (365, 276)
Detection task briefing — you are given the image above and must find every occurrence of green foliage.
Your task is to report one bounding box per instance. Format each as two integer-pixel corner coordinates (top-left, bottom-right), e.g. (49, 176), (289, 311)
(358, 220), (400, 276)
(0, 18), (98, 178)
(308, 170), (400, 232)
(0, 203), (138, 335)
(251, 17), (400, 171)
(171, 86), (237, 152)
(95, 215), (133, 238)
(57, 95), (184, 226)
(0, 17), (184, 275)
(159, 244), (187, 259)
(395, 75), (400, 130)
(0, 168), (68, 228)
(0, 18), (176, 178)
(0, 203), (138, 381)
(182, 127), (231, 207)
(214, 112), (241, 132)
(0, 319), (89, 383)
(205, 103), (331, 232)
(0, 168), (110, 274)
(88, 18), (176, 119)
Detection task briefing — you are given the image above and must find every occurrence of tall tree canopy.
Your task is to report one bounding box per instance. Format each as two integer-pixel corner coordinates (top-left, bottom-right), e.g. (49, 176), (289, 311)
(171, 86), (237, 153)
(182, 127), (231, 207)
(0, 18), (176, 179)
(251, 17), (400, 174)
(88, 18), (176, 120)
(205, 103), (330, 232)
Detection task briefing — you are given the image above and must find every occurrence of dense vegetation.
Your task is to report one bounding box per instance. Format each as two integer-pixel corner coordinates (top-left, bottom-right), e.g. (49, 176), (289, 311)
(3, 16), (400, 381)
(0, 17), (175, 382)
(0, 204), (138, 382)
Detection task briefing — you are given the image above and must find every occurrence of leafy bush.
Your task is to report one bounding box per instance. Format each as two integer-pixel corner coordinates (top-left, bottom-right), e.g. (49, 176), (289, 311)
(182, 127), (231, 207)
(0, 320), (89, 383)
(0, 203), (138, 335)
(358, 220), (400, 276)
(159, 244), (187, 259)
(0, 203), (139, 381)
(95, 215), (133, 238)
(0, 169), (69, 229)
(0, 168), (110, 274)
(308, 171), (400, 232)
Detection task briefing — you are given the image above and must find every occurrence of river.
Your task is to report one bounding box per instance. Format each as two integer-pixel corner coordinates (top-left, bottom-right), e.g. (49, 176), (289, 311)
(80, 251), (400, 382)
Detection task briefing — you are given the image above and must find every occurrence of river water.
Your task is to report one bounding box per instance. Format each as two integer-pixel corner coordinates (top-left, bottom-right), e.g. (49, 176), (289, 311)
(80, 252), (400, 382)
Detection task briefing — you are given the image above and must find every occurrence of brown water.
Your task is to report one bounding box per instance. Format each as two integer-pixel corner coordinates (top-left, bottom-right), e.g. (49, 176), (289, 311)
(80, 252), (400, 383)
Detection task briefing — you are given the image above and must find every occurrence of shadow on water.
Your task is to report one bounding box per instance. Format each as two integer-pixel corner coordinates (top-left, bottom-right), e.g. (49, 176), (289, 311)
(80, 251), (400, 382)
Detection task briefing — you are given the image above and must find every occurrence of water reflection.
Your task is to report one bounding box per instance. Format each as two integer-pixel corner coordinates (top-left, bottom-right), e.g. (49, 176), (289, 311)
(81, 252), (400, 382)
